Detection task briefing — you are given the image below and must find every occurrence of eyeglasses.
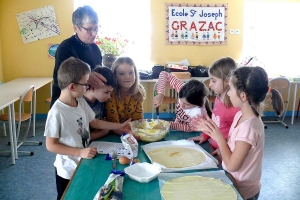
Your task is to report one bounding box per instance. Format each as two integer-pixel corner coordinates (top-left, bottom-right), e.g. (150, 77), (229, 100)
(74, 82), (90, 90)
(80, 25), (101, 34)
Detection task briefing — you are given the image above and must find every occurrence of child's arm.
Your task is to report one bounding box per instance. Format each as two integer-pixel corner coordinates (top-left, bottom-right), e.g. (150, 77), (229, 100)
(170, 122), (193, 132)
(90, 129), (110, 141)
(202, 116), (251, 172)
(89, 118), (131, 130)
(156, 71), (185, 94)
(45, 137), (97, 159)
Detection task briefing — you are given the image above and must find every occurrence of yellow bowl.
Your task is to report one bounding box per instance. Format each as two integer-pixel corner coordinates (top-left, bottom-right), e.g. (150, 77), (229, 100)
(130, 119), (170, 142)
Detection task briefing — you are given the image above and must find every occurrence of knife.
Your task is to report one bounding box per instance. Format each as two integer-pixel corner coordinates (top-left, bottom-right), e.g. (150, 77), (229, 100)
(156, 107), (159, 119)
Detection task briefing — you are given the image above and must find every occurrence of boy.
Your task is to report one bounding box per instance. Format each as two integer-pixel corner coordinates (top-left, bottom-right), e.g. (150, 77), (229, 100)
(44, 57), (130, 200)
(83, 66), (117, 140)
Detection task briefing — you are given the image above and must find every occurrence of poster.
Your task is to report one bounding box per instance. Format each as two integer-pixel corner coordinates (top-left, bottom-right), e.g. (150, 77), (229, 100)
(166, 3), (228, 45)
(16, 5), (60, 44)
(48, 44), (59, 58)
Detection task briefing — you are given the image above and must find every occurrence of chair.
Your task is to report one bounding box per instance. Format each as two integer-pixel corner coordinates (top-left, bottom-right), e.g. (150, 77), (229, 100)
(0, 85), (42, 156)
(45, 97), (51, 104)
(263, 77), (291, 129)
(202, 77), (216, 108)
(45, 80), (53, 105)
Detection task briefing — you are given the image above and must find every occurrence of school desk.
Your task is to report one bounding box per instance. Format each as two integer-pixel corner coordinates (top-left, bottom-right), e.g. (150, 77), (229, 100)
(0, 77), (52, 163)
(62, 131), (243, 200)
(291, 81), (300, 124)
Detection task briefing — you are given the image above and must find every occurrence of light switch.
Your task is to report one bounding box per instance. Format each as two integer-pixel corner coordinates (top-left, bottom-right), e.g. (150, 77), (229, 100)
(235, 29), (240, 34)
(230, 29), (235, 34)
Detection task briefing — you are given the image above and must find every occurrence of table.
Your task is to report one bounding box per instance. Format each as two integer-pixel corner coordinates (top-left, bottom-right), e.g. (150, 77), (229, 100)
(0, 92), (18, 164)
(0, 77), (52, 163)
(62, 131), (226, 200)
(291, 81), (300, 124)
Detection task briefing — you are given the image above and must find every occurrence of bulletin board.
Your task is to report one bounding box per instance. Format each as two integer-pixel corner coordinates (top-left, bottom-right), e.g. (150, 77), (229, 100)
(166, 3), (228, 45)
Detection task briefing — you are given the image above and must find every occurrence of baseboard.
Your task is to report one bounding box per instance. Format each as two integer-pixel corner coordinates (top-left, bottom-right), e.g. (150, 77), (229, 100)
(36, 111), (298, 120)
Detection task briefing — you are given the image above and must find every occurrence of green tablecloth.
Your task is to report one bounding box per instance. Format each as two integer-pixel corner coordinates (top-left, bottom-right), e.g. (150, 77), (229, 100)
(63, 131), (221, 200)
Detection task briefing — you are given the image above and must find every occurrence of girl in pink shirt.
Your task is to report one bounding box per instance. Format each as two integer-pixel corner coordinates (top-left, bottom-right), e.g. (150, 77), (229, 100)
(152, 71), (211, 132)
(198, 66), (284, 199)
(189, 57), (240, 151)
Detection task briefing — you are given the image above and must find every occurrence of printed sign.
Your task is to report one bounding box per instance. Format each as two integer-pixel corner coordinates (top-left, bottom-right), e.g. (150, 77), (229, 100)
(166, 3), (228, 45)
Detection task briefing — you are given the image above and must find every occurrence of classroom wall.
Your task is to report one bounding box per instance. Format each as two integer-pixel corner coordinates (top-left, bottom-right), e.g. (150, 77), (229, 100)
(143, 0), (244, 113)
(0, 0), (299, 116)
(0, 0), (74, 114)
(0, 31), (3, 82)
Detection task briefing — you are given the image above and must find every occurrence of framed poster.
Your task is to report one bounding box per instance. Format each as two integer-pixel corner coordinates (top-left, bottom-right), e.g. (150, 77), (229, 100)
(166, 3), (228, 45)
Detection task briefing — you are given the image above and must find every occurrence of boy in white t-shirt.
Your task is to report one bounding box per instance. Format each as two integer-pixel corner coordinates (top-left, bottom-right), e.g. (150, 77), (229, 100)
(44, 57), (131, 199)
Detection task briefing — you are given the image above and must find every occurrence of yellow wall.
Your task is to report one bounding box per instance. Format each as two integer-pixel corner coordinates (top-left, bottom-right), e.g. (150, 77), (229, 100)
(0, 0), (74, 114)
(151, 0), (243, 67)
(0, 32), (3, 83)
(0, 0), (298, 115)
(144, 0), (244, 113)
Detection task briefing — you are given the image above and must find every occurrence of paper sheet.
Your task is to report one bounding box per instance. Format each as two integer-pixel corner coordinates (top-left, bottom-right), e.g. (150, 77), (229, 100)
(158, 170), (243, 200)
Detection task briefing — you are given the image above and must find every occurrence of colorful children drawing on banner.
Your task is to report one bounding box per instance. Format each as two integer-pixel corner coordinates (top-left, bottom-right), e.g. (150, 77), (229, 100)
(166, 4), (227, 45)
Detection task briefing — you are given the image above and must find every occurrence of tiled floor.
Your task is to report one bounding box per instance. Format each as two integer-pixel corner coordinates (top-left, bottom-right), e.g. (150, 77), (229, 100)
(0, 117), (300, 200)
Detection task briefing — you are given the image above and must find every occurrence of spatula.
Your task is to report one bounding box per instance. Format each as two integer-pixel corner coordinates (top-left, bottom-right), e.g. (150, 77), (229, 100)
(156, 107), (159, 120)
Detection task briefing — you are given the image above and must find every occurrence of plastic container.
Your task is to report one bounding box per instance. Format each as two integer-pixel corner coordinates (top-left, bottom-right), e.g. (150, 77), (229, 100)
(130, 119), (170, 142)
(124, 162), (161, 183)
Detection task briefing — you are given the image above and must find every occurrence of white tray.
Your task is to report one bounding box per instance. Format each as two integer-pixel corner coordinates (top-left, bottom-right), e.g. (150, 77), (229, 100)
(141, 140), (218, 172)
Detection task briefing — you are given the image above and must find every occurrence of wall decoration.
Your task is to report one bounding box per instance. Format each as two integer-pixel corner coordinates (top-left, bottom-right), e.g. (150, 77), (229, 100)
(16, 5), (60, 44)
(166, 3), (228, 45)
(48, 44), (59, 58)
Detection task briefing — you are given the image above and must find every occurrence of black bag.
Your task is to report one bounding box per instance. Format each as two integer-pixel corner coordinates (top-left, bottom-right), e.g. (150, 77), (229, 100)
(152, 65), (164, 78)
(138, 70), (152, 79)
(191, 66), (209, 77)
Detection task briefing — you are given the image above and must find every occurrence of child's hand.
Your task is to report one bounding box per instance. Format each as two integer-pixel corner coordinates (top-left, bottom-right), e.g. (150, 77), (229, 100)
(192, 115), (209, 132)
(211, 148), (222, 163)
(202, 115), (224, 143)
(188, 135), (208, 144)
(80, 147), (97, 159)
(119, 118), (132, 130)
(153, 93), (164, 108)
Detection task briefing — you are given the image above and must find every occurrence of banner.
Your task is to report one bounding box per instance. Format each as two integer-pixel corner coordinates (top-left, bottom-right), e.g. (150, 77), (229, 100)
(166, 3), (228, 45)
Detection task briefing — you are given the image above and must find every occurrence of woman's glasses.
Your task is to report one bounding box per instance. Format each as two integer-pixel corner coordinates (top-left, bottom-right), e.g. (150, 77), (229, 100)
(80, 25), (101, 35)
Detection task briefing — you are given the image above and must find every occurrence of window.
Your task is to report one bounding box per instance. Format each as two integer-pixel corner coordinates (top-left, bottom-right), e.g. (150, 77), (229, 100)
(74, 0), (151, 70)
(242, 1), (300, 77)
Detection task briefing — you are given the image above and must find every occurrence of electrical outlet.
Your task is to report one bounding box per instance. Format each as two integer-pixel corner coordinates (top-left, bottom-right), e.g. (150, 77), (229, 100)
(230, 29), (235, 34)
(235, 29), (240, 34)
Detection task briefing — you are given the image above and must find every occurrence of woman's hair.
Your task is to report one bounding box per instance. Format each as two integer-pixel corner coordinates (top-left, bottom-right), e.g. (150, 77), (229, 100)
(58, 57), (91, 90)
(231, 66), (284, 116)
(179, 80), (212, 117)
(111, 57), (145, 101)
(72, 5), (98, 27)
(209, 57), (237, 108)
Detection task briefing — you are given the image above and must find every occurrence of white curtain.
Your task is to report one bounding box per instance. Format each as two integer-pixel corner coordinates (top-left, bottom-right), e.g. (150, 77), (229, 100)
(74, 0), (151, 70)
(242, 1), (300, 77)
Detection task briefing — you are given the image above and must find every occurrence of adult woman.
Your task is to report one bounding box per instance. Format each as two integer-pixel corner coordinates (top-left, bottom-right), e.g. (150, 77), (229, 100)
(106, 57), (146, 135)
(51, 5), (106, 107)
